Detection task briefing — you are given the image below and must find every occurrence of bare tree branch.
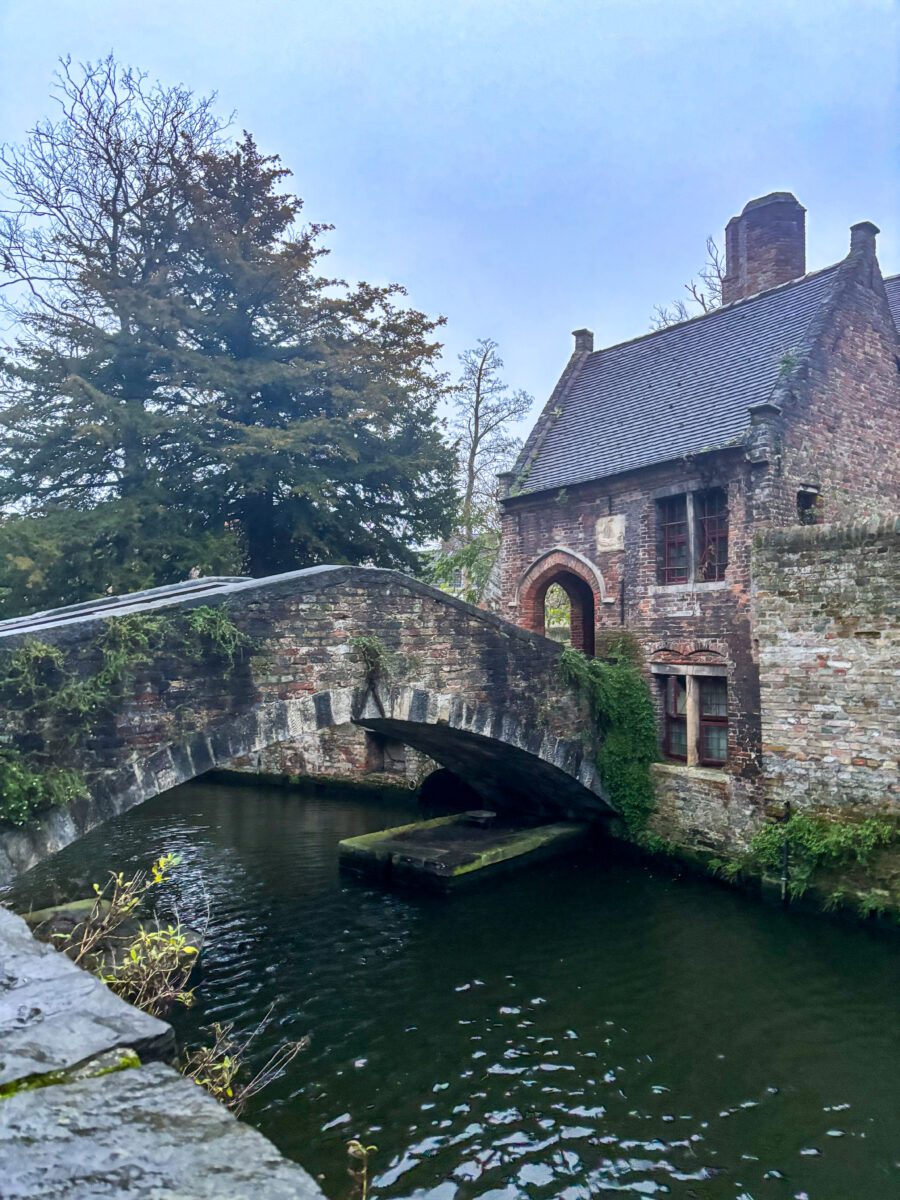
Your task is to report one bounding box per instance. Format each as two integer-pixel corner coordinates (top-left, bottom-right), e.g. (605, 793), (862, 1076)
(649, 235), (724, 330)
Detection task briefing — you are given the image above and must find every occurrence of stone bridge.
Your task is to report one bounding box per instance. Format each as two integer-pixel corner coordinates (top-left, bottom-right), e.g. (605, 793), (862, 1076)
(0, 567), (607, 882)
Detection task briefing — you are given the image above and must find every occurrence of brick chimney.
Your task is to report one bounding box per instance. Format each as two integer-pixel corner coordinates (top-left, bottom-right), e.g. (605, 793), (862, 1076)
(722, 192), (806, 304)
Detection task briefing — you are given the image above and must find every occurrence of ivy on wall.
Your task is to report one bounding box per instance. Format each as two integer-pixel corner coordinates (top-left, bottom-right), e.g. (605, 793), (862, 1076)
(559, 644), (658, 836)
(0, 607), (248, 828)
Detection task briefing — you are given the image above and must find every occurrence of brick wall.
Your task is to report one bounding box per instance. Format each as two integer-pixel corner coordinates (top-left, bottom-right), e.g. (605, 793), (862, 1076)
(501, 447), (762, 777)
(753, 519), (900, 813)
(769, 236), (900, 527)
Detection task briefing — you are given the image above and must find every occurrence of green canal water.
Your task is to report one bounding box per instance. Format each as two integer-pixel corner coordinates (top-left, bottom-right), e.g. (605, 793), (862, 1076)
(7, 779), (900, 1199)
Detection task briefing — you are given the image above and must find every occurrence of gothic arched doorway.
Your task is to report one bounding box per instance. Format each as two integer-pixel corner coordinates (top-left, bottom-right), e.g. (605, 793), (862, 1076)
(518, 549), (602, 656)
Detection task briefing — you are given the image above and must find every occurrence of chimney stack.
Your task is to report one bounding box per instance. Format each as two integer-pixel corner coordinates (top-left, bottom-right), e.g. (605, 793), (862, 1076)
(722, 192), (806, 305)
(572, 328), (594, 353)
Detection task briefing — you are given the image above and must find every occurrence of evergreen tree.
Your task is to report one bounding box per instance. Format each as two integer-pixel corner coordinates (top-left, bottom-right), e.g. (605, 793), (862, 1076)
(0, 59), (456, 611)
(167, 135), (456, 575)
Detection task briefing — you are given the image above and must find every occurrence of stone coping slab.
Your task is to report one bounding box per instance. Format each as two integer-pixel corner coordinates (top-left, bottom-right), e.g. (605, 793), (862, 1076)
(0, 907), (172, 1087)
(0, 1061), (323, 1198)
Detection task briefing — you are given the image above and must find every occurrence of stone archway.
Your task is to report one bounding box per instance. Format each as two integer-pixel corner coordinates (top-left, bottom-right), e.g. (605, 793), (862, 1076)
(77, 686), (608, 836)
(516, 547), (610, 656)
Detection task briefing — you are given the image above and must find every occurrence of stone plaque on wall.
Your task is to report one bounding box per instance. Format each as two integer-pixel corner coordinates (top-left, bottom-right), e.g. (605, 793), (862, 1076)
(595, 514), (625, 553)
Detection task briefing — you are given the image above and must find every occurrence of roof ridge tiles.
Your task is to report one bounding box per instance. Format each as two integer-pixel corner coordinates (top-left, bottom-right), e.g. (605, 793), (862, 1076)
(583, 261), (843, 361)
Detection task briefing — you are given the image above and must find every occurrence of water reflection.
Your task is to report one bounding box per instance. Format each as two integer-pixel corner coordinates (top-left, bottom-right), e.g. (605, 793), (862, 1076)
(7, 779), (900, 1199)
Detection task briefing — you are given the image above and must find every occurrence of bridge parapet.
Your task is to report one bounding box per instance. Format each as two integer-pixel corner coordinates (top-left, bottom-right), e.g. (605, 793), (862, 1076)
(0, 567), (608, 882)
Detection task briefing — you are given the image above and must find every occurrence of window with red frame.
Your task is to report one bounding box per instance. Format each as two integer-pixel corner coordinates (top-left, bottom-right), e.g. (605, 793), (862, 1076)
(695, 488), (728, 581)
(663, 675), (688, 760)
(657, 496), (689, 584)
(698, 677), (728, 765)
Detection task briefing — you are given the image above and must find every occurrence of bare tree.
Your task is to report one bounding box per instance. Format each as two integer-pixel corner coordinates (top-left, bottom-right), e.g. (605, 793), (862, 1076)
(426, 338), (532, 605)
(650, 235), (725, 330)
(453, 338), (532, 537)
(0, 55), (225, 325)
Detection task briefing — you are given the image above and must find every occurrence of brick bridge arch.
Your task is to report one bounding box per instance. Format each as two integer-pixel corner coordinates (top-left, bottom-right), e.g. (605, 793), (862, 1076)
(0, 567), (609, 881)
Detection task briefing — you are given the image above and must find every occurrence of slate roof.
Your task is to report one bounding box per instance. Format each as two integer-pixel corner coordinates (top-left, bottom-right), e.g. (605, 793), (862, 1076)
(885, 274), (900, 330)
(515, 264), (845, 496)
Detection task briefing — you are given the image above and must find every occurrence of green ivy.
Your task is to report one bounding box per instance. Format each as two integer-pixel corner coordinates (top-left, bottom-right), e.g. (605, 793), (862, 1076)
(747, 811), (896, 899)
(0, 606), (248, 829)
(349, 634), (389, 678)
(0, 750), (87, 827)
(559, 646), (658, 836)
(183, 605), (249, 666)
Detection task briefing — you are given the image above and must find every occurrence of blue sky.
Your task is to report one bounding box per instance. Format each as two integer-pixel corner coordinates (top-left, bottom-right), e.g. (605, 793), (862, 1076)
(1, 0), (897, 422)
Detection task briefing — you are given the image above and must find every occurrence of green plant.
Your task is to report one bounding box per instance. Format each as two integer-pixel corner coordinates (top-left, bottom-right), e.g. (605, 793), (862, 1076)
(822, 886), (850, 912)
(349, 635), (392, 689)
(182, 1013), (308, 1116)
(0, 607), (248, 827)
(101, 923), (199, 1017)
(748, 811), (896, 898)
(777, 348), (799, 379)
(347, 1139), (379, 1200)
(183, 605), (248, 666)
(0, 750), (86, 826)
(559, 646), (658, 836)
(707, 855), (745, 882)
(855, 890), (889, 920)
(635, 831), (676, 856)
(57, 853), (181, 967)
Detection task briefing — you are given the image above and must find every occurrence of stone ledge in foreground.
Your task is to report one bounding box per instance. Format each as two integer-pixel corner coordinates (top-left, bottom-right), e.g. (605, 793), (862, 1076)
(0, 1060), (323, 1198)
(0, 906), (173, 1087)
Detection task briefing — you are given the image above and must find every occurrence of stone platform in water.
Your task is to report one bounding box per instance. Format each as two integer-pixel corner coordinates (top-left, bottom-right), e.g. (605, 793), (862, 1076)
(339, 812), (589, 888)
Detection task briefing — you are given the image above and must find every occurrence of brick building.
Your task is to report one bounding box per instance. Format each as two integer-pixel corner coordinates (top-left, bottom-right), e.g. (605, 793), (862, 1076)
(499, 192), (900, 841)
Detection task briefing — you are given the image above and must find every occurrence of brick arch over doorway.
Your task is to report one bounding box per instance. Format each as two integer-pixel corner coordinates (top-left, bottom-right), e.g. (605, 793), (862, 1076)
(516, 547), (609, 656)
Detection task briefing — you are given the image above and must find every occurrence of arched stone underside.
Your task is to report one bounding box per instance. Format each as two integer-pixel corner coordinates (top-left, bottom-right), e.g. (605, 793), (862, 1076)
(94, 688), (604, 823)
(0, 686), (608, 883)
(0, 565), (611, 883)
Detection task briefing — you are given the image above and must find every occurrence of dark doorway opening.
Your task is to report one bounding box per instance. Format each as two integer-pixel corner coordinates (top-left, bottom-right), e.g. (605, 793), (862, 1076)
(537, 570), (596, 656)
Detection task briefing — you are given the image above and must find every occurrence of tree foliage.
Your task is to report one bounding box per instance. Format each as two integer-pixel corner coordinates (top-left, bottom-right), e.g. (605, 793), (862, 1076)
(0, 56), (456, 615)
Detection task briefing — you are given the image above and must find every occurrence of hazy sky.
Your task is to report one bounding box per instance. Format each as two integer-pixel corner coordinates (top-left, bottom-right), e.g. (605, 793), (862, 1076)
(1, 0), (897, 422)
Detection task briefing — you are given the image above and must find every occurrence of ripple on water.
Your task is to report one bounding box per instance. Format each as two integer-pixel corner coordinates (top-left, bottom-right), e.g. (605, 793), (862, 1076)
(6, 780), (900, 1200)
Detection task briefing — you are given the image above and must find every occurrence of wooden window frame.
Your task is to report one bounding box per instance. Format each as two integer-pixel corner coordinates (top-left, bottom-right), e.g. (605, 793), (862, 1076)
(657, 495), (690, 585)
(697, 677), (728, 767)
(694, 488), (729, 582)
(663, 675), (688, 761)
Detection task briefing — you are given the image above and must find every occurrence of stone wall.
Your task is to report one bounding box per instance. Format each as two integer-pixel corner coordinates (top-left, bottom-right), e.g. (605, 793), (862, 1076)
(753, 519), (900, 813)
(228, 722), (436, 791)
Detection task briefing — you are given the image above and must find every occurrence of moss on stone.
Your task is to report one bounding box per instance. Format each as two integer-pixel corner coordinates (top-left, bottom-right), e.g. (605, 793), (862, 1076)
(0, 1047), (141, 1101)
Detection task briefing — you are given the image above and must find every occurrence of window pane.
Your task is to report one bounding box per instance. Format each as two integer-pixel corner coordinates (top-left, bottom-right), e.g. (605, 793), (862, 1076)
(667, 676), (687, 715)
(695, 488), (728, 581)
(701, 724), (727, 763)
(668, 718), (687, 758)
(658, 495), (689, 584)
(700, 678), (727, 717)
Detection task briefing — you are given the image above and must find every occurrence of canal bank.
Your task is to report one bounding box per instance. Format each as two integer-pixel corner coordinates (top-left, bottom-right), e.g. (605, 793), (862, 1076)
(0, 901), (324, 1198)
(5, 776), (900, 1199)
